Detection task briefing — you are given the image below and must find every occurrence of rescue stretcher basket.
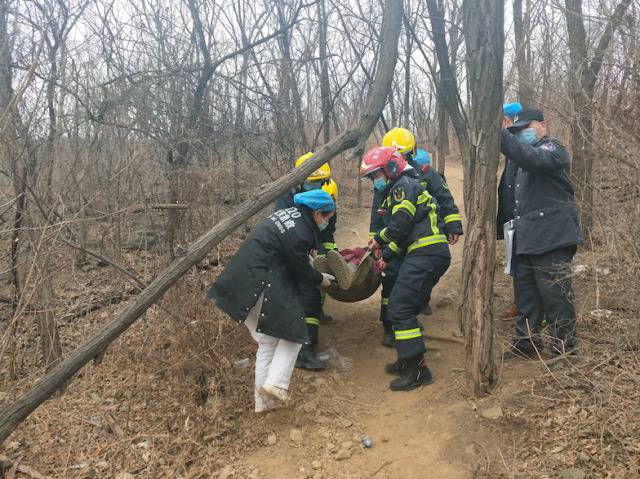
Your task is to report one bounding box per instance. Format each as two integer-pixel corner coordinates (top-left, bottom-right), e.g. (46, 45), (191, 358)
(313, 250), (382, 303)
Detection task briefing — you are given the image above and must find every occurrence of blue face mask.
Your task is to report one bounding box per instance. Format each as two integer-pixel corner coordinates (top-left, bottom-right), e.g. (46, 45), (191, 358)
(318, 221), (329, 231)
(515, 127), (538, 145)
(373, 178), (388, 192)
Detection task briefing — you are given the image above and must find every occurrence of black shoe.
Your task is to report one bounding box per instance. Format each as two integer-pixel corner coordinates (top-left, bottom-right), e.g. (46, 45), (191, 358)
(295, 344), (326, 370)
(420, 304), (433, 316)
(319, 312), (334, 324)
(502, 343), (544, 360)
(389, 356), (433, 391)
(382, 332), (395, 348)
(384, 359), (403, 376)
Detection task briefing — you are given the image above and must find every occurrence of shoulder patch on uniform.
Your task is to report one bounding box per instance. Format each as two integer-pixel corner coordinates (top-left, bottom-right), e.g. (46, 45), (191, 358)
(393, 187), (405, 202)
(540, 142), (556, 151)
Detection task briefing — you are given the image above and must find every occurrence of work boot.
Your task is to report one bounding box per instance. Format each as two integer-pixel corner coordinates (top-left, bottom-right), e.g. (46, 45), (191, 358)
(295, 344), (326, 370)
(326, 250), (354, 289)
(502, 339), (545, 360)
(420, 303), (433, 316)
(381, 322), (395, 348)
(384, 359), (403, 376)
(499, 303), (519, 321)
(390, 355), (433, 391)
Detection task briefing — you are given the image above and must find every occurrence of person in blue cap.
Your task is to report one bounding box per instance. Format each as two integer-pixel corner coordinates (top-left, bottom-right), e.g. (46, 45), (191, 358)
(499, 107), (582, 361)
(497, 102), (524, 321)
(208, 189), (336, 412)
(502, 102), (523, 125)
(274, 153), (339, 370)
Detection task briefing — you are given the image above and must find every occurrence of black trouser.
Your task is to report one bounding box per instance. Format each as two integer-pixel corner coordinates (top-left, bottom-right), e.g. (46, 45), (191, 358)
(388, 252), (451, 359)
(299, 282), (321, 345)
(379, 257), (402, 334)
(512, 246), (577, 354)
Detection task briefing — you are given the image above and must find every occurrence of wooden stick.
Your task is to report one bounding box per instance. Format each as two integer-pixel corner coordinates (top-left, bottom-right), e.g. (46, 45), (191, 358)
(0, 455), (50, 479)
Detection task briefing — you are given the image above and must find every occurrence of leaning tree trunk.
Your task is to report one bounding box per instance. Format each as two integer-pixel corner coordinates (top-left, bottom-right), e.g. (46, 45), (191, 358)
(0, 0), (405, 445)
(459, 0), (504, 396)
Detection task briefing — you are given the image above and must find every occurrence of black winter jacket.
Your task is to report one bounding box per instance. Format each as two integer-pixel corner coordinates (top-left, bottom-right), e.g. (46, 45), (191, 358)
(208, 206), (323, 343)
(372, 172), (450, 260)
(410, 165), (463, 236)
(499, 130), (583, 255)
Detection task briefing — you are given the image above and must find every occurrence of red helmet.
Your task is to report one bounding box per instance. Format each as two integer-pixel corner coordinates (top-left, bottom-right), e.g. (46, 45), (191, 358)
(359, 146), (407, 179)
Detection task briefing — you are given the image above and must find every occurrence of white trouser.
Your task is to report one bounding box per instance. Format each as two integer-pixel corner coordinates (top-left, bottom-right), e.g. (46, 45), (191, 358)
(244, 294), (302, 412)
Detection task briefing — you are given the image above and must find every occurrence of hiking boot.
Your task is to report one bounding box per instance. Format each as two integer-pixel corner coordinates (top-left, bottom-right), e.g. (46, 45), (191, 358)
(389, 355), (433, 391)
(295, 344), (326, 370)
(420, 303), (433, 316)
(260, 384), (288, 402)
(312, 254), (331, 273)
(326, 250), (354, 289)
(499, 303), (519, 321)
(502, 341), (545, 360)
(384, 359), (403, 376)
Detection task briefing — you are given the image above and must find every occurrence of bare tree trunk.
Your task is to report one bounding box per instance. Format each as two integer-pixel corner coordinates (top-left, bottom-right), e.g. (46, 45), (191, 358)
(426, 0), (473, 205)
(318, 0), (331, 145)
(402, 9), (412, 128)
(459, 0), (504, 396)
(513, 0), (535, 105)
(435, 81), (449, 174)
(564, 0), (633, 240)
(0, 0), (405, 444)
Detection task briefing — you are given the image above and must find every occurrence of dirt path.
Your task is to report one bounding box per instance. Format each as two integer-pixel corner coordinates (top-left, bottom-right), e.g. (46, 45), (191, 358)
(242, 162), (504, 478)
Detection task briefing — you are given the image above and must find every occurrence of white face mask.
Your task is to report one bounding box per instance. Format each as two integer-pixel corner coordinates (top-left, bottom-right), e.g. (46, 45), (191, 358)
(318, 221), (329, 231)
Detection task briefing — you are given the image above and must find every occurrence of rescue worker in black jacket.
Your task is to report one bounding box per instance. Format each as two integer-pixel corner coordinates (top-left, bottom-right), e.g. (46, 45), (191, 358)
(499, 107), (582, 358)
(361, 146), (451, 391)
(274, 153), (338, 370)
(407, 147), (463, 315)
(371, 128), (462, 346)
(208, 189), (336, 412)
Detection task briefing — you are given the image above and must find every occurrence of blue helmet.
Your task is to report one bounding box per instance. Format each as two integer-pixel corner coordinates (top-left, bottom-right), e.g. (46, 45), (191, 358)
(293, 189), (335, 212)
(414, 149), (431, 169)
(503, 102), (523, 118)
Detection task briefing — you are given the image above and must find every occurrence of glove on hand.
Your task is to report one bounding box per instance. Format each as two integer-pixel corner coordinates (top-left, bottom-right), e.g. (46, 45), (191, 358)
(320, 273), (336, 287)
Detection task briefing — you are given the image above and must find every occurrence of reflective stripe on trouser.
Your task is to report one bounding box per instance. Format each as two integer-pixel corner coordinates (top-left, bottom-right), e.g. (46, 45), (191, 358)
(379, 257), (401, 331)
(305, 318), (319, 344)
(389, 252), (451, 359)
(512, 246), (577, 352)
(299, 282), (322, 345)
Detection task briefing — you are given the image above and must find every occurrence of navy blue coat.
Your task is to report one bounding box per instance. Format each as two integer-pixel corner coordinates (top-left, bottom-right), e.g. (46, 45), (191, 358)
(499, 130), (582, 255)
(208, 206), (323, 343)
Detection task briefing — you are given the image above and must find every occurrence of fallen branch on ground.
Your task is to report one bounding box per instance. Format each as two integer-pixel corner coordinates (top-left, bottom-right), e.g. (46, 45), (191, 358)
(0, 454), (50, 479)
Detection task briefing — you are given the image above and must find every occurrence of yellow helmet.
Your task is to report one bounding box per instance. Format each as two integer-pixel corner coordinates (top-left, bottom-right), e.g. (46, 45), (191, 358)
(382, 127), (416, 154)
(295, 152), (331, 181)
(322, 179), (338, 201)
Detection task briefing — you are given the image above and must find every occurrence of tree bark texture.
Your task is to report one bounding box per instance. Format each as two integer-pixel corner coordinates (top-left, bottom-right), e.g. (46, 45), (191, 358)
(564, 0), (633, 238)
(459, 0), (504, 396)
(513, 0), (535, 105)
